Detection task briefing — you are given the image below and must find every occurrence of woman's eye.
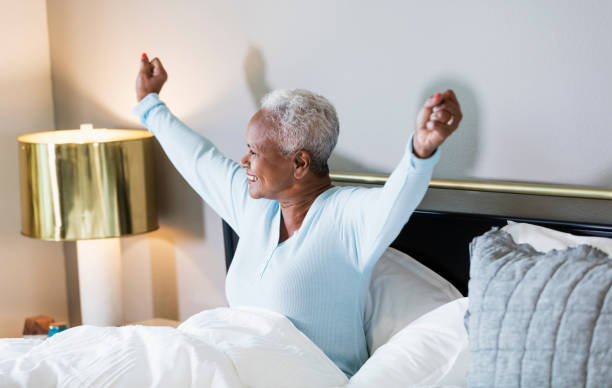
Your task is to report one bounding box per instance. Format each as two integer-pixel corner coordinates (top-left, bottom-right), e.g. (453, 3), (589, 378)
(249, 150), (256, 156)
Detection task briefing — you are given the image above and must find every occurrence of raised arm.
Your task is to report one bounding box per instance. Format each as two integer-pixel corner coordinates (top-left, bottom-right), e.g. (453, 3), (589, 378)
(347, 91), (462, 269)
(133, 55), (252, 235)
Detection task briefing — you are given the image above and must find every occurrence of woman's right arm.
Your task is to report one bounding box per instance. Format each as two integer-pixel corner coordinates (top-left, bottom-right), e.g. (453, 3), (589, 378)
(134, 55), (251, 235)
(133, 93), (251, 236)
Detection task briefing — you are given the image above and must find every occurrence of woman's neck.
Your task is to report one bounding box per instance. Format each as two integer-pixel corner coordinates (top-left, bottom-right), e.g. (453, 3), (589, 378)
(278, 176), (333, 241)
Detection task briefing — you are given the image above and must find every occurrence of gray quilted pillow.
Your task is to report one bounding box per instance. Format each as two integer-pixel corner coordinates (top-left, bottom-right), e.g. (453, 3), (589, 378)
(467, 228), (612, 388)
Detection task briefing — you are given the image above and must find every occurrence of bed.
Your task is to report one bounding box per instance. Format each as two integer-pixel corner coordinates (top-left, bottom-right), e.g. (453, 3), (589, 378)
(220, 175), (612, 387)
(2, 176), (611, 387)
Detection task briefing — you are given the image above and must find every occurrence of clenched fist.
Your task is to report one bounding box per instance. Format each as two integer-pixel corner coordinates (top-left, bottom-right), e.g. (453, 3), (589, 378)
(413, 89), (462, 159)
(136, 53), (168, 102)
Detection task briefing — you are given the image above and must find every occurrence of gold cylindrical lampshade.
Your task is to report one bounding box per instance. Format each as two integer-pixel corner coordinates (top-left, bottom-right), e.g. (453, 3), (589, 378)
(18, 127), (158, 241)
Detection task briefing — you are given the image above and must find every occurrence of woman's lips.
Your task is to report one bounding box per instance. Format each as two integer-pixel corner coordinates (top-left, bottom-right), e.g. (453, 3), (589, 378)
(247, 173), (258, 183)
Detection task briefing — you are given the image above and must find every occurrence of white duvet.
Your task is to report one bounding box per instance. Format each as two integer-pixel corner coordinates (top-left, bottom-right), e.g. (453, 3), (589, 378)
(0, 307), (349, 388)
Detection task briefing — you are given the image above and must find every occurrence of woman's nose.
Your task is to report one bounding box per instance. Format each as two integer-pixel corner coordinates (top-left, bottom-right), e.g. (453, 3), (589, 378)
(240, 153), (249, 168)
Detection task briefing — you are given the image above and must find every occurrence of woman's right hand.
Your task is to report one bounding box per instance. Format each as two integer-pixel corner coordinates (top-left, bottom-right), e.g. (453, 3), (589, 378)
(136, 53), (168, 102)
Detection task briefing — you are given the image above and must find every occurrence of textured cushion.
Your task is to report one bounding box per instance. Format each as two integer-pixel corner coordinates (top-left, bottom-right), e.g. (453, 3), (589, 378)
(468, 228), (612, 388)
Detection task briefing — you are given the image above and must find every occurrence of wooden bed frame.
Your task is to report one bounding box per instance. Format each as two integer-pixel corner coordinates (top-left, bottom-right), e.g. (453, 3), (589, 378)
(222, 176), (612, 296)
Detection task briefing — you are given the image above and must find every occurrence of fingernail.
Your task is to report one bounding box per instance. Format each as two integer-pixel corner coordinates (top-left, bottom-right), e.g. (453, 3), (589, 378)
(141, 52), (148, 59)
(434, 92), (441, 99)
(427, 121), (434, 129)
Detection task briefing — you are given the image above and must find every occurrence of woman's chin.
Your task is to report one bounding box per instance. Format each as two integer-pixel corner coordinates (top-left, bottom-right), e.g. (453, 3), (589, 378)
(248, 186), (262, 199)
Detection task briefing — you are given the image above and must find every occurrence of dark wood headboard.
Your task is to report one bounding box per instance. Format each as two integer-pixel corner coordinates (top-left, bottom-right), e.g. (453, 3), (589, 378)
(222, 210), (612, 296)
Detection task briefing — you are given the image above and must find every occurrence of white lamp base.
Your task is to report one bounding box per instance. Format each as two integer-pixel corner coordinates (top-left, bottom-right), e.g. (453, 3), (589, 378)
(76, 238), (123, 326)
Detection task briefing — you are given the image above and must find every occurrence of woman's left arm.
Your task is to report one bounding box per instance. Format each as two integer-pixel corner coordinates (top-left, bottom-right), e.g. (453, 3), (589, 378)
(346, 90), (462, 269)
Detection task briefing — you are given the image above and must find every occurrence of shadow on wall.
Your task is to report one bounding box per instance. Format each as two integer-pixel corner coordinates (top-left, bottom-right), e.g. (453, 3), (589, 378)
(597, 169), (612, 189)
(244, 45), (271, 109)
(420, 78), (481, 179)
(147, 227), (179, 320)
(148, 141), (206, 320)
(153, 141), (205, 238)
(243, 45), (376, 174)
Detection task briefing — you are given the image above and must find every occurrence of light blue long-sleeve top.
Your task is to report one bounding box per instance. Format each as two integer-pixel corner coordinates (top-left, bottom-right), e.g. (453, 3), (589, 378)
(133, 93), (440, 377)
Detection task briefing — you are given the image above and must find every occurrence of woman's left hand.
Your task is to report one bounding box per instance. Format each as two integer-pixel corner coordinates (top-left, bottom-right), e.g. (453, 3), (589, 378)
(413, 89), (462, 158)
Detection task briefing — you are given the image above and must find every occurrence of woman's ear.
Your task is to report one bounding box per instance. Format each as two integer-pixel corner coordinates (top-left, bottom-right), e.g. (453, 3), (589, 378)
(293, 150), (311, 179)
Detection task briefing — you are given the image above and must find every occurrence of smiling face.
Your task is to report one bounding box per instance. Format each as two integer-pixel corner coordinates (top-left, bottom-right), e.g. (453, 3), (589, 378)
(240, 110), (295, 199)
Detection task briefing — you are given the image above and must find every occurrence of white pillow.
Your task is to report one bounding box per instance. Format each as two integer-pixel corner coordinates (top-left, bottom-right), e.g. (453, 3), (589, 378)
(349, 298), (469, 388)
(502, 221), (612, 256)
(365, 247), (462, 354)
(436, 337), (469, 387)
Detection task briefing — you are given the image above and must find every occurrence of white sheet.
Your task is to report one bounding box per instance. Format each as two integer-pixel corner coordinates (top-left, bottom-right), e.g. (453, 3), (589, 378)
(1, 304), (469, 388)
(0, 307), (348, 388)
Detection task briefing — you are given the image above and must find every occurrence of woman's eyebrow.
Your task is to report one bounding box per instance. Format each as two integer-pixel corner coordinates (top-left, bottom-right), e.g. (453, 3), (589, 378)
(247, 143), (260, 151)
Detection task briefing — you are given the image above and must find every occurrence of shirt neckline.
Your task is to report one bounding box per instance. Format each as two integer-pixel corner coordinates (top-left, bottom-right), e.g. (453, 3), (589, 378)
(273, 186), (338, 248)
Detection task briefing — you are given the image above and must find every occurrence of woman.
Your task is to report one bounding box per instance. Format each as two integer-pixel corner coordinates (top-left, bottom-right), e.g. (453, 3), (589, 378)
(134, 54), (462, 377)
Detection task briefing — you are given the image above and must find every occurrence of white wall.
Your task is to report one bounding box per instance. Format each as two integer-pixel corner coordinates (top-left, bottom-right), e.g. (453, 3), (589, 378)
(0, 0), (68, 337)
(46, 1), (612, 321)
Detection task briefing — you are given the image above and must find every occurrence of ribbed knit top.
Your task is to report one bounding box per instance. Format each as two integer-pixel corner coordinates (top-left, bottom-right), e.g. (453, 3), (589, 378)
(133, 93), (440, 376)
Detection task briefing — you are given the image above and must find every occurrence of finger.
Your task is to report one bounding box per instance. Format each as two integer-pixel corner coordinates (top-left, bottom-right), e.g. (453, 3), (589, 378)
(430, 108), (462, 129)
(425, 119), (455, 139)
(431, 109), (461, 127)
(423, 92), (444, 109)
(417, 92), (443, 129)
(139, 52), (152, 75)
(432, 101), (462, 120)
(150, 57), (167, 77)
(428, 109), (454, 125)
(442, 89), (459, 106)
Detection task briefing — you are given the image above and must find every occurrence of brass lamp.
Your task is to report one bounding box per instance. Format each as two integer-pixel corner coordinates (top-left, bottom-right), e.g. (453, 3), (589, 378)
(18, 124), (158, 326)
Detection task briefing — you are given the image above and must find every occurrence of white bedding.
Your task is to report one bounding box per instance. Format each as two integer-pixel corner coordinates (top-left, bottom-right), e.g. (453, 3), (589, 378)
(0, 307), (348, 388)
(0, 303), (468, 388)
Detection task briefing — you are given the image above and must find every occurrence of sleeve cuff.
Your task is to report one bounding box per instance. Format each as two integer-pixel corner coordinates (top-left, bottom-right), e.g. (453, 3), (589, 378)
(132, 93), (165, 126)
(406, 133), (441, 171)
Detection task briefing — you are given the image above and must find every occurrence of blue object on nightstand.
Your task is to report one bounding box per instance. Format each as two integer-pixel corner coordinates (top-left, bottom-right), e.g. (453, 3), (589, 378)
(48, 322), (67, 337)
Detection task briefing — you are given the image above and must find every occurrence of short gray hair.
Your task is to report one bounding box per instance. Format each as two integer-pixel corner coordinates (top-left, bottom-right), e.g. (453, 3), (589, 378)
(260, 89), (339, 176)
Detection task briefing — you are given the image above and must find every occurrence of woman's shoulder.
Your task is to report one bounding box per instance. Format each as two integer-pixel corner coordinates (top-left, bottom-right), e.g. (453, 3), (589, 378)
(319, 185), (379, 211)
(326, 185), (379, 199)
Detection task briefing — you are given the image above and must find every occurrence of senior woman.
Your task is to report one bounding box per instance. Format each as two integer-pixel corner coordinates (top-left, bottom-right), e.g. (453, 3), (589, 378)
(134, 54), (462, 377)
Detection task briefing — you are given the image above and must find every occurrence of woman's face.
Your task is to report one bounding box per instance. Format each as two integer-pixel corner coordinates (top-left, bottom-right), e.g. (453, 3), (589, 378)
(240, 110), (295, 199)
